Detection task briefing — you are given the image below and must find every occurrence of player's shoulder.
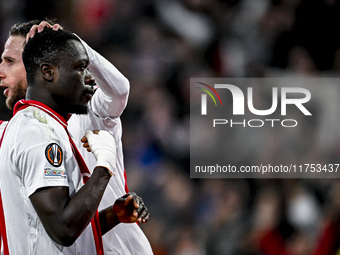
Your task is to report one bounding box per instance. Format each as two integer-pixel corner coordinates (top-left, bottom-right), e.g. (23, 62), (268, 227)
(13, 106), (50, 129)
(8, 107), (63, 143)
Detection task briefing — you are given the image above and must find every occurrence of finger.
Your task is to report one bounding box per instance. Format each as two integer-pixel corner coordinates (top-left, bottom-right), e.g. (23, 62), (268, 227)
(136, 201), (145, 215)
(52, 24), (63, 31)
(138, 208), (149, 222)
(132, 195), (140, 209)
(118, 193), (131, 199)
(114, 193), (135, 207)
(122, 194), (133, 206)
(115, 194), (133, 207)
(25, 33), (30, 43)
(29, 24), (39, 34)
(141, 213), (150, 223)
(85, 130), (94, 140)
(80, 136), (87, 142)
(84, 130), (101, 140)
(26, 25), (39, 43)
(82, 142), (89, 148)
(138, 204), (148, 216)
(38, 21), (53, 32)
(87, 147), (92, 152)
(132, 209), (139, 219)
(136, 199), (143, 212)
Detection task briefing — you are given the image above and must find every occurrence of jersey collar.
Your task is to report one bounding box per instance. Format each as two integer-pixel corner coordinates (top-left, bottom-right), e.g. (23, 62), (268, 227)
(13, 100), (71, 128)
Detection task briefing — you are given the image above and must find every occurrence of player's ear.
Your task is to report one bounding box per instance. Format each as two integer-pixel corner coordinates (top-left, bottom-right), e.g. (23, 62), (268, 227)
(40, 63), (55, 82)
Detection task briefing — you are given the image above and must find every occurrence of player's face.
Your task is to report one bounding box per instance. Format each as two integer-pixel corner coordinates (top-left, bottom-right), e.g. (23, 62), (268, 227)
(0, 36), (27, 110)
(55, 40), (95, 115)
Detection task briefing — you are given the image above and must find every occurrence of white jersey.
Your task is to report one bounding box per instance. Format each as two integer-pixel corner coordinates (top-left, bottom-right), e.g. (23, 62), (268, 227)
(0, 104), (98, 254)
(62, 39), (153, 255)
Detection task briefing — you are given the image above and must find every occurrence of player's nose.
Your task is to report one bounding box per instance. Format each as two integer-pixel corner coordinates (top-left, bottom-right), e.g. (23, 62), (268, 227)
(0, 63), (6, 80)
(85, 70), (95, 86)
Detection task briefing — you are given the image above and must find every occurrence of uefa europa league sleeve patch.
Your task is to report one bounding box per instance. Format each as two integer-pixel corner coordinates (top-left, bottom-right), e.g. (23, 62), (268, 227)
(45, 143), (63, 167)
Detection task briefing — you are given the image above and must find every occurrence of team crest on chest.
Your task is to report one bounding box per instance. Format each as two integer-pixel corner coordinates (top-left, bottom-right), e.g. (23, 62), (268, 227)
(45, 143), (63, 167)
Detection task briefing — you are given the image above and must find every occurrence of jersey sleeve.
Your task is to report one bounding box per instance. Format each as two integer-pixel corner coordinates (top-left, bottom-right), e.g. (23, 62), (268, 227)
(16, 141), (69, 197)
(79, 37), (130, 118)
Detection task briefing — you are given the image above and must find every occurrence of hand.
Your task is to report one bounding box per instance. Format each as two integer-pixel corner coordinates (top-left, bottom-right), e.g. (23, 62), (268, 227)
(82, 130), (116, 175)
(81, 130), (99, 152)
(113, 192), (150, 224)
(26, 21), (63, 43)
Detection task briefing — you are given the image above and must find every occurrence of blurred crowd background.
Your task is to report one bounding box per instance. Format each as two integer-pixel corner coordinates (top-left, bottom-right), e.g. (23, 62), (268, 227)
(1, 0), (340, 254)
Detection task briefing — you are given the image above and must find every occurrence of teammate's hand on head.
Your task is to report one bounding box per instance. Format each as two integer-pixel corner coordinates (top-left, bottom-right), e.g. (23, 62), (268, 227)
(83, 130), (116, 175)
(113, 192), (150, 224)
(26, 21), (63, 43)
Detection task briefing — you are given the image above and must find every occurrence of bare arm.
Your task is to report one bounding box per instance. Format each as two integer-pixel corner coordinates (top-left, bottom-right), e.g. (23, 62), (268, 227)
(30, 174), (150, 245)
(30, 166), (111, 246)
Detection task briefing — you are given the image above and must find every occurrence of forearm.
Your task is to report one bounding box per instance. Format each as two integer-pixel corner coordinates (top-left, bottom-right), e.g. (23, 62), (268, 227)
(63, 166), (111, 232)
(99, 205), (121, 235)
(80, 38), (130, 101)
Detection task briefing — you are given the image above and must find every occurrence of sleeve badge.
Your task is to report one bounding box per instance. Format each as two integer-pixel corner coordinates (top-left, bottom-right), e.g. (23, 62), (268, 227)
(45, 143), (63, 167)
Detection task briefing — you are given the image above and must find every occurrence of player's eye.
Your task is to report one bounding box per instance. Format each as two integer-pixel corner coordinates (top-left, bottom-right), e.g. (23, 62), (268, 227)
(79, 64), (88, 71)
(5, 59), (14, 64)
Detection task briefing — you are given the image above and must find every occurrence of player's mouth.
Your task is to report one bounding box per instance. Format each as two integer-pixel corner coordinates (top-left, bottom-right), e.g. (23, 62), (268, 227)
(84, 87), (94, 101)
(0, 84), (9, 97)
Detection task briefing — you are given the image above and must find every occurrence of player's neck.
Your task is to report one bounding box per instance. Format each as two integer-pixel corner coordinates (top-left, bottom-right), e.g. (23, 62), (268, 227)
(26, 86), (68, 120)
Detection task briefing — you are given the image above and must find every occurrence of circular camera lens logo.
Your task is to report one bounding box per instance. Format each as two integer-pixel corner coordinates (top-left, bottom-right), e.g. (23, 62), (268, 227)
(45, 143), (63, 167)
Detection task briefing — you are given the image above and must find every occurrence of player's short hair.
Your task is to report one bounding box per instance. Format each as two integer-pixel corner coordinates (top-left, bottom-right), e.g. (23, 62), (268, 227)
(9, 19), (56, 38)
(22, 28), (81, 85)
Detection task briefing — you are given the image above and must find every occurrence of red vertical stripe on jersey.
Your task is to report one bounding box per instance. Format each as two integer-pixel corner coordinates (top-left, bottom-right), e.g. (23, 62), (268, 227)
(124, 170), (129, 193)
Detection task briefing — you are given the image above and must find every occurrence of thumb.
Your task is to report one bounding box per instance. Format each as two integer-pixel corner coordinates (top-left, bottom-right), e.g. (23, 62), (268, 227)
(123, 194), (134, 206)
(85, 130), (93, 140)
(116, 194), (133, 207)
